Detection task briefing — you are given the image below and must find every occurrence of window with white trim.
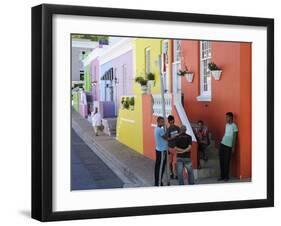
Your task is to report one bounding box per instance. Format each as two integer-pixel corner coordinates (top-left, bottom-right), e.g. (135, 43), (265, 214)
(173, 40), (181, 63)
(145, 47), (151, 74)
(162, 40), (169, 65)
(162, 40), (169, 92)
(122, 64), (127, 95)
(198, 41), (212, 101)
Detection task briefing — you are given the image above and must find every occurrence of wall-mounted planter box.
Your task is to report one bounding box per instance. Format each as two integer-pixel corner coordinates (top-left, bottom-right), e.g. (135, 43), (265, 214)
(185, 72), (194, 83)
(211, 70), (222, 80)
(141, 85), (148, 94)
(147, 80), (155, 87)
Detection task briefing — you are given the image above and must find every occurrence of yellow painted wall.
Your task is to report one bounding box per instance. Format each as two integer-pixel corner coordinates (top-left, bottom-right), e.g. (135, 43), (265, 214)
(116, 38), (171, 154)
(116, 94), (143, 154)
(133, 38), (162, 94)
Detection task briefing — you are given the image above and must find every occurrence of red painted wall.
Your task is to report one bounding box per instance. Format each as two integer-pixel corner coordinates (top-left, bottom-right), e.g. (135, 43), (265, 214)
(180, 40), (251, 178)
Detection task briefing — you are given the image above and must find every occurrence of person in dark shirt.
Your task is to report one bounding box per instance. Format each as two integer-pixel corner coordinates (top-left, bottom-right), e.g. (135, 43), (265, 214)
(166, 115), (181, 179)
(193, 120), (210, 168)
(175, 125), (195, 185)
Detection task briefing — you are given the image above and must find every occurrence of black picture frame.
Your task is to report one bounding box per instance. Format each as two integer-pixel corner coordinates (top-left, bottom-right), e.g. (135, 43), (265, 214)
(31, 3), (274, 222)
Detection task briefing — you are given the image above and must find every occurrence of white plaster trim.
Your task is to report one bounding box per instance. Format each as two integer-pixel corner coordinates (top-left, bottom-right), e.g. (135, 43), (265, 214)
(83, 38), (133, 66)
(100, 38), (133, 64)
(196, 95), (212, 102)
(82, 47), (108, 66)
(120, 118), (135, 123)
(72, 39), (99, 49)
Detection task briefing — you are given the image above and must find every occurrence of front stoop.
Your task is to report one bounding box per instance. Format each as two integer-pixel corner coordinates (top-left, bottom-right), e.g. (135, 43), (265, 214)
(195, 141), (220, 180)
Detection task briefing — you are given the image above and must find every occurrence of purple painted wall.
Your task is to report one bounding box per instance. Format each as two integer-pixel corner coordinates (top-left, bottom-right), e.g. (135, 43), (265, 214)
(89, 47), (133, 118)
(90, 58), (100, 101)
(110, 49), (133, 114)
(101, 101), (116, 118)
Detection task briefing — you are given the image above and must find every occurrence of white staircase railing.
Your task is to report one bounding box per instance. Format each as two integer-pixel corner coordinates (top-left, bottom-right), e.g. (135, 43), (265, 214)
(172, 62), (196, 141)
(152, 93), (172, 117)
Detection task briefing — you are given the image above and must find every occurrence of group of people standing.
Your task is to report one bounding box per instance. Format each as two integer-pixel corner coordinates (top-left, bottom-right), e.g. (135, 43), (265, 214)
(154, 112), (238, 186)
(154, 115), (195, 186)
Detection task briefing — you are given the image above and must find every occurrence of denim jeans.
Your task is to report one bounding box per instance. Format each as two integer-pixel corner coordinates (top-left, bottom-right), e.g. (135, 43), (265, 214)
(176, 157), (195, 185)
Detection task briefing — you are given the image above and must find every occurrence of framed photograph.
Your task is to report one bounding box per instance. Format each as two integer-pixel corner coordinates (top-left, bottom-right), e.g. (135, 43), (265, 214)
(31, 4), (274, 221)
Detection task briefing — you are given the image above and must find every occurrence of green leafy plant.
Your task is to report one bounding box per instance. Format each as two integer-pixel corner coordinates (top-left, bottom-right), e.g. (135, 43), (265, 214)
(135, 76), (144, 83)
(146, 72), (155, 80)
(177, 66), (189, 76)
(208, 62), (220, 71)
(129, 97), (135, 106)
(121, 97), (125, 105)
(135, 76), (148, 86)
(71, 34), (109, 43)
(122, 97), (130, 109)
(139, 79), (148, 86)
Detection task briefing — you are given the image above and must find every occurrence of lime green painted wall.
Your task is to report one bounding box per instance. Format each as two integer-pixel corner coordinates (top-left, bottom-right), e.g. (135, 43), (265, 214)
(84, 65), (91, 93)
(73, 92), (79, 112)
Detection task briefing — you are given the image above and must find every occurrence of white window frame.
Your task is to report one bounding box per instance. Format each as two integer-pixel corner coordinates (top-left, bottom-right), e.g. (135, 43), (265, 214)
(122, 64), (127, 95)
(173, 40), (182, 95)
(145, 47), (151, 74)
(197, 41), (212, 101)
(162, 40), (169, 92)
(173, 39), (181, 64)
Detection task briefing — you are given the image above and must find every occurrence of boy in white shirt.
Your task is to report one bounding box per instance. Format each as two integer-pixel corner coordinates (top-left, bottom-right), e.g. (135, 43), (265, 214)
(91, 107), (102, 136)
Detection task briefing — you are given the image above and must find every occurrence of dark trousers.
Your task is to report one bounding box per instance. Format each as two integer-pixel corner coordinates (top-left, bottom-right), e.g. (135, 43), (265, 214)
(197, 143), (208, 167)
(219, 143), (232, 179)
(154, 150), (167, 186)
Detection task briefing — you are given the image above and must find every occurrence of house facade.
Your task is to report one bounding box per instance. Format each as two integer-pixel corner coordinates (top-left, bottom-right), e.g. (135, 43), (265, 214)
(72, 37), (252, 179)
(71, 39), (100, 118)
(179, 40), (252, 178)
(71, 38), (98, 84)
(116, 38), (197, 166)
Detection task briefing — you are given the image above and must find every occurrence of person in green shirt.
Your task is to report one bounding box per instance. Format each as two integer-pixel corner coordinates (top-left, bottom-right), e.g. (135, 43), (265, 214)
(218, 112), (238, 181)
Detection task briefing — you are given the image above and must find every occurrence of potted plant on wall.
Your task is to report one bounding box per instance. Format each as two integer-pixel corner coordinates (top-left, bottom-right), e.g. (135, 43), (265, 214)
(121, 97), (125, 109)
(178, 66), (194, 83)
(146, 72), (155, 87)
(129, 96), (135, 110)
(122, 97), (130, 110)
(135, 76), (148, 94)
(208, 62), (222, 80)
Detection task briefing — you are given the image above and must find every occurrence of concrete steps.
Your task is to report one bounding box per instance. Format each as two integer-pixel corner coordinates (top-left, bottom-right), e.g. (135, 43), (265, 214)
(195, 139), (220, 179)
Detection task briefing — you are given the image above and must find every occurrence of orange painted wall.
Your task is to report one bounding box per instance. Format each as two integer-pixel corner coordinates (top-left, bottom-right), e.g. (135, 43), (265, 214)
(142, 94), (198, 168)
(180, 40), (251, 178)
(238, 43), (252, 178)
(142, 94), (157, 160)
